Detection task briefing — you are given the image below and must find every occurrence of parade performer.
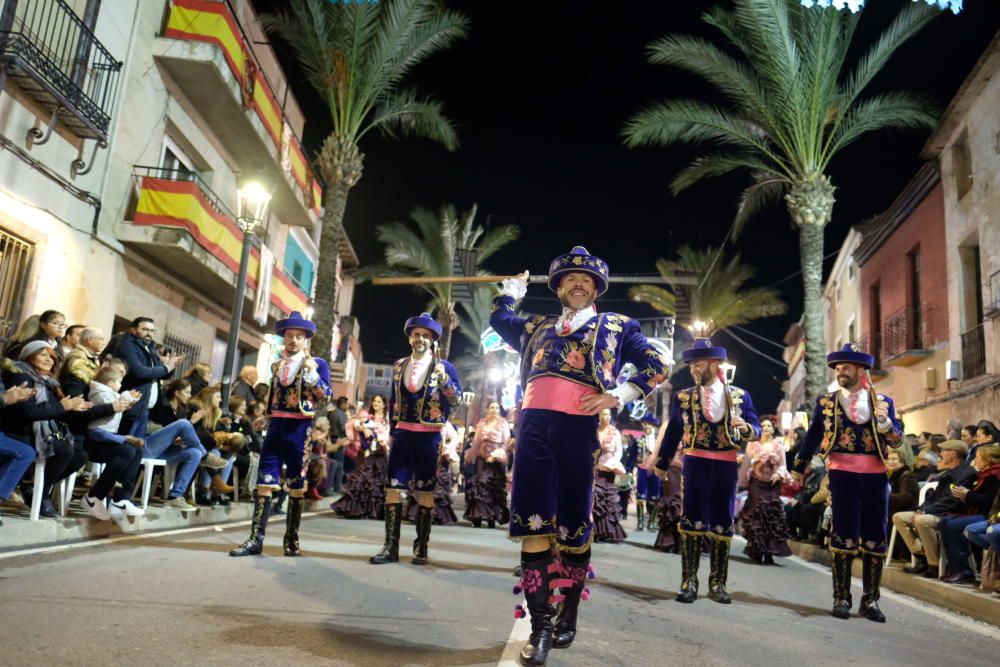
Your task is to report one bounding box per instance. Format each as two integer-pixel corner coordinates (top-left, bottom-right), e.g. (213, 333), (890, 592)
(655, 338), (761, 605)
(634, 413), (661, 532)
(332, 395), (390, 519)
(739, 418), (792, 564)
(491, 246), (668, 666)
(407, 420), (461, 525)
(464, 401), (512, 528)
(370, 313), (462, 566)
(593, 408), (627, 543)
(793, 343), (903, 622)
(230, 312), (331, 558)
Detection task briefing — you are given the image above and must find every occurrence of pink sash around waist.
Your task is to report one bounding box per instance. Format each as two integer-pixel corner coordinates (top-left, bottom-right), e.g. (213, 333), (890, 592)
(684, 448), (738, 463)
(522, 376), (598, 415)
(396, 421), (443, 433)
(828, 453), (886, 474)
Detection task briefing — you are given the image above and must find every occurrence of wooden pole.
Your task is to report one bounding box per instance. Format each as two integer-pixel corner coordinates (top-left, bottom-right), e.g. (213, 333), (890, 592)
(371, 275), (697, 286)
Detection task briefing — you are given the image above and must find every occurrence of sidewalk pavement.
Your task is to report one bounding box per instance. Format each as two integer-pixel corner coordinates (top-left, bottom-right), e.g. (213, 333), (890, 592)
(787, 540), (1000, 628)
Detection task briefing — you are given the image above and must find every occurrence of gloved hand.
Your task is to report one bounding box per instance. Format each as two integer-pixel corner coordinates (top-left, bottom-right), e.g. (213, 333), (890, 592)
(500, 270), (530, 300)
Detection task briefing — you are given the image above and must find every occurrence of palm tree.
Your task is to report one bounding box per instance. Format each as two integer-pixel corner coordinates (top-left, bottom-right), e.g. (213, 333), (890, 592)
(362, 203), (519, 359)
(629, 247), (787, 337)
(457, 284), (500, 348)
(623, 0), (940, 404)
(262, 0), (469, 358)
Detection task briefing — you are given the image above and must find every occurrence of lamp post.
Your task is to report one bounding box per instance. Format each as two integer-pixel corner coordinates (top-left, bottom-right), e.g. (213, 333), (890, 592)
(220, 177), (273, 410)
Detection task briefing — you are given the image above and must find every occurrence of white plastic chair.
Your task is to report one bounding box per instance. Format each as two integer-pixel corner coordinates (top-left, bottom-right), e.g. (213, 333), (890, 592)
(29, 458), (45, 521)
(135, 458), (167, 509)
(53, 471), (77, 517)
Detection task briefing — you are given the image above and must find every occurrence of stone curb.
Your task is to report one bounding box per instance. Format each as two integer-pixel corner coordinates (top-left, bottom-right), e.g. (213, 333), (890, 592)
(787, 540), (1000, 628)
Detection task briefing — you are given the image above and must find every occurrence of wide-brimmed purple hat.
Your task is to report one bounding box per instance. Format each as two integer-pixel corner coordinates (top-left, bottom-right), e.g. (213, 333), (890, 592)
(548, 246), (610, 296)
(275, 311), (316, 338)
(404, 312), (442, 340)
(827, 342), (874, 370)
(682, 337), (727, 362)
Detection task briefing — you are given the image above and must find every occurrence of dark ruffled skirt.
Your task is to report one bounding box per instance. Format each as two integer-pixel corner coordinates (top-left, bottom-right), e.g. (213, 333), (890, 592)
(654, 465), (683, 552)
(463, 459), (510, 525)
(593, 472), (627, 543)
(331, 453), (387, 520)
(740, 478), (793, 559)
(406, 462), (459, 525)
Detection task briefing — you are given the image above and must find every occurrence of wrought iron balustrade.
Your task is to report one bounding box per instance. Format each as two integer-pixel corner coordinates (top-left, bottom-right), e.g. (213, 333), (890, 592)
(961, 323), (986, 380)
(857, 332), (882, 369)
(882, 305), (927, 359)
(0, 0), (122, 141)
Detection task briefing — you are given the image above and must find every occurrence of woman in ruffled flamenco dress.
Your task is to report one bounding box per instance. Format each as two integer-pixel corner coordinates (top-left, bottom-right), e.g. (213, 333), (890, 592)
(463, 401), (511, 528)
(655, 448), (686, 553)
(739, 418), (793, 564)
(593, 408), (628, 543)
(406, 420), (461, 525)
(331, 395), (390, 520)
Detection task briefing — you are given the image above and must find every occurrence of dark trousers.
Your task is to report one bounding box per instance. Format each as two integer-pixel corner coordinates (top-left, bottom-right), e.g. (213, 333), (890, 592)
(828, 469), (889, 555)
(42, 437), (87, 499)
(329, 448), (345, 492)
(786, 501), (825, 538)
(84, 438), (144, 501)
(680, 455), (738, 539)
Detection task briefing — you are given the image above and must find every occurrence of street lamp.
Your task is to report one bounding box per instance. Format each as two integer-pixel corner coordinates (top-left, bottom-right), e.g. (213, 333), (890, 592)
(689, 320), (709, 336)
(221, 176), (273, 409)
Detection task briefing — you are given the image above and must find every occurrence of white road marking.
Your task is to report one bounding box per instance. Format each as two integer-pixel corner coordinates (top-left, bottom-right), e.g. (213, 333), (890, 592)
(497, 598), (532, 667)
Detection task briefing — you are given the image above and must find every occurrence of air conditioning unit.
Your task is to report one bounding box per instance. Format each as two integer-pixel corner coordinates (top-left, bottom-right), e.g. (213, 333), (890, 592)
(924, 368), (937, 390)
(945, 360), (962, 382)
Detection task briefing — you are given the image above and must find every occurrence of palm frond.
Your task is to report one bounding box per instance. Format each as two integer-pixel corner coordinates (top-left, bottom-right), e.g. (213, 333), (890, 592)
(364, 88), (459, 149)
(627, 285), (677, 316)
(474, 224), (520, 262)
(824, 92), (938, 162)
(670, 153), (782, 195)
(733, 175), (788, 236)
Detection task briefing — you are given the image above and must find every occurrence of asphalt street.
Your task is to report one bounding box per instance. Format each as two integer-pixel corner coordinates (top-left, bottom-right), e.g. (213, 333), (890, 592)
(1, 509), (997, 667)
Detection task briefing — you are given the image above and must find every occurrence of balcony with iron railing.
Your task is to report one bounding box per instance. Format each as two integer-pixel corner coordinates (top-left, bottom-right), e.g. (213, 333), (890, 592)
(961, 323), (986, 380)
(0, 0), (122, 143)
(331, 315), (361, 384)
(152, 0), (322, 229)
(119, 165), (308, 321)
(882, 304), (932, 367)
(857, 332), (884, 375)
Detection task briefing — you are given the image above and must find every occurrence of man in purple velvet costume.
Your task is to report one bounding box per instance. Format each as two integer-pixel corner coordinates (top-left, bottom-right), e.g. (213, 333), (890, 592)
(655, 338), (761, 605)
(490, 246), (668, 666)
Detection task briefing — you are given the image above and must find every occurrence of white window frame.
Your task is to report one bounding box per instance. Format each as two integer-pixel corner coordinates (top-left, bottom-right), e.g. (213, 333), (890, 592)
(159, 136), (197, 174)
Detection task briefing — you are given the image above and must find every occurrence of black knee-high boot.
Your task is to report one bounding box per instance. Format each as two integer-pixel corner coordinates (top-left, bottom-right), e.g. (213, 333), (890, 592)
(370, 502), (402, 564)
(552, 549), (592, 649)
(412, 504), (432, 565)
(283, 496), (303, 557)
(634, 501), (644, 532)
(675, 533), (700, 603)
(515, 551), (556, 666)
(860, 553), (886, 622)
(831, 551), (854, 619)
(708, 538), (732, 604)
(230, 493), (272, 557)
(646, 500), (658, 531)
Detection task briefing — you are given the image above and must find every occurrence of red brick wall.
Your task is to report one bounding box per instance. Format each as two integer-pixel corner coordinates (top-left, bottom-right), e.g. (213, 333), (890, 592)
(859, 183), (948, 347)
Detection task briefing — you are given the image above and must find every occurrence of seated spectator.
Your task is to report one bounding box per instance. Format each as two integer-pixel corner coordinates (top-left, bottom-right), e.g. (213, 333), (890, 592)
(961, 424), (980, 450)
(183, 363), (211, 397)
(939, 444), (1000, 584)
(61, 324), (85, 358)
(233, 365), (258, 404)
(253, 382), (269, 403)
(886, 449), (919, 560)
(928, 433), (947, 453)
(4, 311), (66, 362)
(914, 448), (938, 483)
(80, 364), (146, 519)
(60, 328), (106, 398)
(190, 385), (239, 506)
(970, 420), (999, 463)
(903, 434), (919, 458)
(892, 440), (976, 578)
(963, 478), (1000, 594)
(1, 342), (90, 517)
(785, 455), (827, 544)
(0, 369), (37, 526)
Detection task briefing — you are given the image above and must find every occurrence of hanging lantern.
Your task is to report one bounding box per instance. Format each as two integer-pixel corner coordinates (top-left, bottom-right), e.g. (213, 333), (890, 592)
(799, 0), (962, 13)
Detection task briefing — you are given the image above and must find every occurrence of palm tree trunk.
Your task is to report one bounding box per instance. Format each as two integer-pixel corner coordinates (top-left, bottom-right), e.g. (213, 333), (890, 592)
(311, 178), (351, 361)
(436, 301), (456, 360)
(787, 174), (835, 407)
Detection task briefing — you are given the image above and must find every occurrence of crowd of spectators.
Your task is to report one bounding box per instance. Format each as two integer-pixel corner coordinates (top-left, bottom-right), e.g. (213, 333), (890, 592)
(0, 311), (293, 525)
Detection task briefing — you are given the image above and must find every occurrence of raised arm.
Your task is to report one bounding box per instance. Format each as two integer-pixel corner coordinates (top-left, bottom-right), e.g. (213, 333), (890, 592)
(655, 393), (685, 476)
(793, 398), (827, 473)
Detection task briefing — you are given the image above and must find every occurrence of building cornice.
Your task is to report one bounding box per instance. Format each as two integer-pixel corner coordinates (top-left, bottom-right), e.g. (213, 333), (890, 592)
(854, 163), (940, 267)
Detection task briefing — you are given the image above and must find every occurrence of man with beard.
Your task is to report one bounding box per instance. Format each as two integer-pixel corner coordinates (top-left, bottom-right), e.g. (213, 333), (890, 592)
(490, 246), (668, 666)
(230, 312), (331, 558)
(793, 343), (903, 622)
(655, 339), (761, 605)
(369, 313), (463, 566)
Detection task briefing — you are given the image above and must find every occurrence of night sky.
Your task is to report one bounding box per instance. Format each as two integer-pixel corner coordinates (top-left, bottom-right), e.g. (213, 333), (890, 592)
(253, 0), (1000, 411)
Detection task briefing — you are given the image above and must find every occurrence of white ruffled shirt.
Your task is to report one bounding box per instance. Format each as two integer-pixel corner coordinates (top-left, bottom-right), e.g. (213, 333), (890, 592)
(405, 354), (433, 392)
(277, 351), (319, 387)
(699, 378), (726, 423)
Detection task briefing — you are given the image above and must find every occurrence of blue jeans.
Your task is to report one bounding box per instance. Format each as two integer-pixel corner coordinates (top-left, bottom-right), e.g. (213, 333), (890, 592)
(144, 421), (206, 498)
(963, 520), (991, 550)
(0, 432), (35, 499)
(329, 449), (345, 492)
(988, 523), (1000, 551)
(940, 514), (984, 576)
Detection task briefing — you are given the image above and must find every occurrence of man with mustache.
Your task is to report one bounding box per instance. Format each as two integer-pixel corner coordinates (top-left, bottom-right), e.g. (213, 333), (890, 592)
(793, 343), (903, 622)
(369, 313), (462, 566)
(655, 338), (761, 606)
(490, 246), (668, 666)
(230, 311), (331, 558)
